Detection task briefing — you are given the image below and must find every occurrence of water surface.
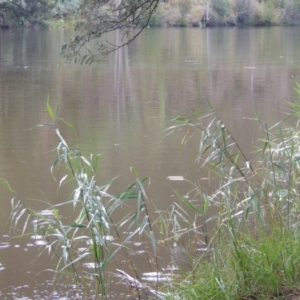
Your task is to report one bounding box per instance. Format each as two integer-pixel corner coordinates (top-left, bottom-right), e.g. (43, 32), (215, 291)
(0, 27), (300, 298)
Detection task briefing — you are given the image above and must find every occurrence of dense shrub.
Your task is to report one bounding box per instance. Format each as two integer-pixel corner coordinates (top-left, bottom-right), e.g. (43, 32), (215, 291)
(253, 1), (277, 25)
(0, 0), (54, 28)
(232, 0), (254, 25)
(178, 0), (192, 16)
(164, 7), (182, 26)
(211, 0), (229, 17)
(281, 0), (300, 24)
(187, 5), (205, 27)
(140, 3), (165, 27)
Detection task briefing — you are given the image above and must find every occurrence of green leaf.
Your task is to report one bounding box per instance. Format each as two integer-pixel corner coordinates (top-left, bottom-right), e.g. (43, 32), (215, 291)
(47, 95), (55, 121)
(205, 214), (220, 224)
(173, 189), (202, 215)
(203, 197), (209, 214)
(59, 118), (74, 129)
(139, 215), (149, 235)
(136, 178), (148, 200)
(130, 166), (138, 178)
(262, 140), (269, 155)
(70, 222), (86, 228)
(204, 98), (213, 109)
(0, 178), (16, 194)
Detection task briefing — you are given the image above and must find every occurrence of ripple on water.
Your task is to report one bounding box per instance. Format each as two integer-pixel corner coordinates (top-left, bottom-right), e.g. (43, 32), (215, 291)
(142, 271), (172, 282)
(0, 242), (10, 249)
(0, 263), (5, 271)
(30, 235), (44, 240)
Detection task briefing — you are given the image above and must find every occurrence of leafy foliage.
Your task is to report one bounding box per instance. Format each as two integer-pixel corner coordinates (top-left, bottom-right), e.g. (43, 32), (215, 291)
(162, 95), (300, 299)
(8, 102), (158, 298)
(0, 0), (54, 28)
(61, 0), (160, 63)
(211, 0), (229, 17)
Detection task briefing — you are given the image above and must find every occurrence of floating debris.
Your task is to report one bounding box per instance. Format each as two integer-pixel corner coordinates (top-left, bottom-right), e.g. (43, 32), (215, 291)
(30, 235), (44, 240)
(167, 176), (185, 181)
(142, 272), (172, 282)
(83, 262), (96, 269)
(0, 242), (9, 249)
(133, 242), (142, 247)
(34, 240), (47, 246)
(39, 209), (55, 216)
(0, 263), (5, 271)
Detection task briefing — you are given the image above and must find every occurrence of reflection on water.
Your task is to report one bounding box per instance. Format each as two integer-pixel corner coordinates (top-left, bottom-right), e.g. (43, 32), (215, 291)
(0, 27), (300, 298)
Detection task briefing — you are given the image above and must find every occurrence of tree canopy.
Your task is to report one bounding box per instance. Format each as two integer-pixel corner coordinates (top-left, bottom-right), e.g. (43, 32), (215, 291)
(61, 0), (160, 63)
(0, 0), (160, 62)
(0, 0), (55, 28)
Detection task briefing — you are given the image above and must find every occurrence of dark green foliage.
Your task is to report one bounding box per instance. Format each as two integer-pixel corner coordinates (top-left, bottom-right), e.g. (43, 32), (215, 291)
(233, 0), (253, 25)
(61, 0), (160, 63)
(212, 0), (229, 17)
(140, 4), (164, 27)
(178, 0), (192, 17)
(282, 0), (300, 24)
(0, 0), (54, 28)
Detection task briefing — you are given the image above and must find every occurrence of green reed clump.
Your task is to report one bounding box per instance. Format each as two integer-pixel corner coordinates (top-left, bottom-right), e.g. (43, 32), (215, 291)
(8, 100), (158, 299)
(161, 96), (300, 299)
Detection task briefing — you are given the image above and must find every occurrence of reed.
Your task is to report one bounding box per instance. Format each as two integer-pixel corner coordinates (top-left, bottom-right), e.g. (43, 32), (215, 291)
(7, 92), (300, 299)
(162, 95), (300, 299)
(8, 100), (159, 299)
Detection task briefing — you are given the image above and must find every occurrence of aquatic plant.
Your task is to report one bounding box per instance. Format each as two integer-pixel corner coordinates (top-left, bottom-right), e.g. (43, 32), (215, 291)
(7, 88), (300, 299)
(161, 95), (300, 299)
(8, 100), (159, 299)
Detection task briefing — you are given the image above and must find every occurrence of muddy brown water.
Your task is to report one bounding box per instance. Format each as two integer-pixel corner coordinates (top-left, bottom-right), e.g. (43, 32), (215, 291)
(0, 27), (300, 298)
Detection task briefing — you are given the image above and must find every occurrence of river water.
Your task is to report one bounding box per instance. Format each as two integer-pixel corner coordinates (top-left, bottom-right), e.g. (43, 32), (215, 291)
(0, 27), (300, 298)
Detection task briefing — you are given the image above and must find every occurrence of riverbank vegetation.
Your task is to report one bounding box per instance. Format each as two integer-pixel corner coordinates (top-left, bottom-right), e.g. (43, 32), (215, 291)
(0, 0), (78, 28)
(161, 95), (300, 299)
(153, 0), (300, 27)
(1, 0), (300, 29)
(2, 0), (300, 64)
(7, 88), (300, 299)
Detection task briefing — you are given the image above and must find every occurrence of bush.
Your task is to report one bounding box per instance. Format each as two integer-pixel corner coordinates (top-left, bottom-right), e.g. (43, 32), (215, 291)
(178, 0), (192, 17)
(186, 5), (205, 27)
(281, 0), (300, 25)
(232, 0), (254, 25)
(149, 4), (164, 26)
(164, 7), (183, 26)
(140, 3), (164, 27)
(211, 0), (229, 17)
(252, 1), (277, 25)
(161, 92), (300, 299)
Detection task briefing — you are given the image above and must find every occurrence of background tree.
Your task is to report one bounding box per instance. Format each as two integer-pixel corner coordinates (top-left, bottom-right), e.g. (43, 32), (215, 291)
(61, 0), (160, 64)
(0, 0), (55, 28)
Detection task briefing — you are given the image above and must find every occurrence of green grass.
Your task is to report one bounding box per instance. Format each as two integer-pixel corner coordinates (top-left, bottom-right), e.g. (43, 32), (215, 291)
(160, 93), (300, 299)
(164, 227), (300, 299)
